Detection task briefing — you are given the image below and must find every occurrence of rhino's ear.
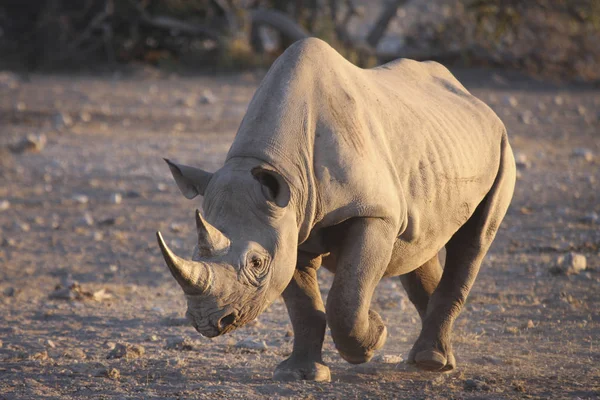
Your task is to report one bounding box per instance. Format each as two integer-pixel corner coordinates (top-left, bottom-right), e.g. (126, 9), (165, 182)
(164, 158), (213, 199)
(251, 167), (290, 208)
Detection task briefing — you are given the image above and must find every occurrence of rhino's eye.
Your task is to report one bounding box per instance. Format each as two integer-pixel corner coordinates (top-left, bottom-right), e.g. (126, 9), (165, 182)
(250, 257), (262, 270)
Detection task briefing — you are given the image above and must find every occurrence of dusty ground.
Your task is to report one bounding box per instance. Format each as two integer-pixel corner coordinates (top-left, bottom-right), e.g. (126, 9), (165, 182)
(0, 66), (599, 399)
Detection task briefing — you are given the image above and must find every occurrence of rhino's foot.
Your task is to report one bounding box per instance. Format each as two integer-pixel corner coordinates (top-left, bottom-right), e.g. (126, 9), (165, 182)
(273, 357), (331, 382)
(408, 341), (456, 372)
(336, 310), (388, 365)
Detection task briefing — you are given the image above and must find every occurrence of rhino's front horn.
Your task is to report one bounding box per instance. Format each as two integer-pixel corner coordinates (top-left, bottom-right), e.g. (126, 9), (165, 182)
(195, 209), (230, 257)
(156, 231), (212, 295)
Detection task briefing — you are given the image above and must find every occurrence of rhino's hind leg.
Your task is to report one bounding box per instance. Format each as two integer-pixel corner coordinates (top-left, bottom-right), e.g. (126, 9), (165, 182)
(274, 253), (331, 382)
(409, 135), (515, 372)
(400, 254), (443, 319)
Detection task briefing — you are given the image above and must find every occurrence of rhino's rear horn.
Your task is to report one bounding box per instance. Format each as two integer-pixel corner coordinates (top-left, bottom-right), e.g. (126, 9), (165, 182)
(195, 209), (230, 257)
(156, 231), (212, 295)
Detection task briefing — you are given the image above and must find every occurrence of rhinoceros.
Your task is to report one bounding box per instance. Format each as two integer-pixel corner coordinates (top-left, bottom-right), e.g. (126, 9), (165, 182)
(156, 38), (515, 382)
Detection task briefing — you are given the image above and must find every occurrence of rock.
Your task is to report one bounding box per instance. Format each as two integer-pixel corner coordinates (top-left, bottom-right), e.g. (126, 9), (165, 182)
(521, 320), (535, 329)
(3, 287), (16, 297)
(72, 194), (89, 205)
(514, 153), (531, 169)
(200, 89), (217, 104)
(54, 112), (73, 129)
(110, 193), (122, 204)
(46, 340), (56, 349)
(519, 111), (533, 125)
(504, 95), (518, 107)
(577, 105), (587, 116)
(572, 148), (593, 162)
(169, 222), (185, 233)
(80, 111), (92, 122)
(553, 252), (587, 275)
(78, 212), (94, 226)
(9, 134), (47, 154)
(109, 264), (119, 272)
(157, 183), (167, 192)
(581, 212), (599, 224)
(93, 231), (103, 241)
(93, 366), (120, 380)
(554, 95), (564, 105)
(0, 71), (21, 89)
(15, 221), (30, 232)
(374, 354), (403, 364)
(146, 335), (159, 342)
(482, 355), (502, 365)
(0, 200), (10, 212)
(464, 378), (489, 391)
(106, 343), (145, 359)
(166, 336), (194, 351)
(235, 338), (268, 351)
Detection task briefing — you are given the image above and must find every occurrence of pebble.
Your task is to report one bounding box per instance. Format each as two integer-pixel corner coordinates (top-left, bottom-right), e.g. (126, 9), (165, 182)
(0, 200), (10, 212)
(235, 338), (268, 351)
(482, 355), (502, 365)
(106, 343), (145, 359)
(15, 221), (30, 232)
(519, 111), (533, 125)
(169, 222), (185, 233)
(0, 71), (21, 89)
(554, 252), (587, 275)
(93, 231), (103, 241)
(464, 378), (489, 391)
(166, 336), (194, 351)
(146, 334), (159, 342)
(582, 212), (599, 224)
(572, 148), (593, 162)
(9, 134), (47, 154)
(79, 111), (92, 122)
(72, 194), (89, 204)
(374, 354), (403, 364)
(514, 153), (531, 169)
(554, 95), (564, 105)
(504, 95), (518, 107)
(157, 183), (168, 192)
(54, 112), (73, 128)
(78, 212), (94, 226)
(200, 89), (217, 104)
(46, 340), (56, 349)
(110, 193), (122, 204)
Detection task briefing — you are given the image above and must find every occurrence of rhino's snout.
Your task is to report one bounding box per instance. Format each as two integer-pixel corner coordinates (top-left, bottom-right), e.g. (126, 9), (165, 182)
(187, 308), (239, 338)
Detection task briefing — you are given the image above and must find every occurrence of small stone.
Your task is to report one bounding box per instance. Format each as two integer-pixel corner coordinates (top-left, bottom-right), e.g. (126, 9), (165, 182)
(146, 334), (159, 342)
(9, 134), (47, 154)
(554, 252), (587, 275)
(93, 231), (103, 241)
(572, 148), (593, 162)
(0, 71), (21, 89)
(284, 330), (294, 338)
(15, 221), (30, 232)
(464, 378), (488, 391)
(72, 194), (89, 204)
(80, 111), (92, 122)
(157, 183), (167, 192)
(482, 355), (502, 365)
(200, 89), (217, 104)
(169, 222), (185, 233)
(78, 212), (94, 226)
(109, 264), (119, 272)
(514, 153), (530, 169)
(3, 287), (16, 297)
(577, 105), (587, 116)
(0, 200), (10, 211)
(107, 368), (120, 380)
(504, 95), (518, 107)
(166, 336), (194, 351)
(110, 193), (122, 204)
(92, 288), (112, 302)
(374, 354), (403, 364)
(582, 212), (599, 224)
(46, 340), (56, 348)
(521, 320), (535, 329)
(54, 112), (73, 128)
(554, 95), (564, 105)
(16, 102), (26, 111)
(235, 338), (268, 351)
(505, 326), (519, 334)
(107, 343), (145, 359)
(519, 111), (533, 125)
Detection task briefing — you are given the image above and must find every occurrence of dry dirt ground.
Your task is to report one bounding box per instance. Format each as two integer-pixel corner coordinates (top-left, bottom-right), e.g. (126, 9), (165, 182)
(0, 66), (599, 400)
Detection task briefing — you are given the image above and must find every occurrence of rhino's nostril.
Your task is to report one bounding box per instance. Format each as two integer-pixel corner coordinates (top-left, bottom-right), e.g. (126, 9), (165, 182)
(218, 312), (237, 331)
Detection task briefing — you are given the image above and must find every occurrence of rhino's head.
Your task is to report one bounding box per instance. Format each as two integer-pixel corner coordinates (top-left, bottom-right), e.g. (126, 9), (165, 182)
(157, 158), (298, 337)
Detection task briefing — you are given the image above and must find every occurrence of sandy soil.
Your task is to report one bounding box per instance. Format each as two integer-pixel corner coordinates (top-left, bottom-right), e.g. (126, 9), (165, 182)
(0, 66), (599, 399)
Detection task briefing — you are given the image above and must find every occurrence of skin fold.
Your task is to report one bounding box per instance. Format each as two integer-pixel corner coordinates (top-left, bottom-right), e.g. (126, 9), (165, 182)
(157, 38), (516, 382)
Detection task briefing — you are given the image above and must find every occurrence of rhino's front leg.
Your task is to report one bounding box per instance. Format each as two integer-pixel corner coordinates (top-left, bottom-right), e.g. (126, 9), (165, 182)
(326, 218), (395, 364)
(274, 252), (331, 382)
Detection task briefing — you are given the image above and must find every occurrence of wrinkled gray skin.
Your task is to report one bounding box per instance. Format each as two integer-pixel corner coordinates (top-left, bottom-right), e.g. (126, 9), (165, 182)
(157, 38), (516, 382)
